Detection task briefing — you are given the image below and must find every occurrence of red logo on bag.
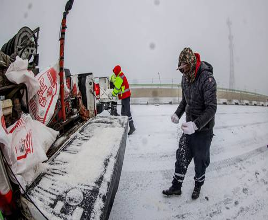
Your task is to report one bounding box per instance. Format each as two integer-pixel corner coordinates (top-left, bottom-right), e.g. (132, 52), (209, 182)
(16, 130), (33, 161)
(30, 66), (58, 124)
(9, 117), (25, 134)
(37, 78), (48, 107)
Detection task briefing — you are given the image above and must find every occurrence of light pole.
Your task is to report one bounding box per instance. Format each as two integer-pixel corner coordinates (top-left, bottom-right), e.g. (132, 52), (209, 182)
(158, 72), (161, 87)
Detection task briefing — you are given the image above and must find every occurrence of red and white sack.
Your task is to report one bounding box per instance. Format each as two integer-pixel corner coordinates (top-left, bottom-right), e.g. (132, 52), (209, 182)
(4, 114), (58, 189)
(0, 102), (13, 204)
(29, 63), (60, 124)
(5, 56), (40, 100)
(6, 114), (48, 176)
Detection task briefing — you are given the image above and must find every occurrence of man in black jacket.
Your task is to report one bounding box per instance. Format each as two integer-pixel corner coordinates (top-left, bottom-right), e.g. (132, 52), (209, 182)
(163, 47), (217, 199)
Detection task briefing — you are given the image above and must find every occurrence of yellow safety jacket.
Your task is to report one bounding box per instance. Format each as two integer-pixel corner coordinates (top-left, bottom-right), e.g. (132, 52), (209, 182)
(110, 71), (131, 100)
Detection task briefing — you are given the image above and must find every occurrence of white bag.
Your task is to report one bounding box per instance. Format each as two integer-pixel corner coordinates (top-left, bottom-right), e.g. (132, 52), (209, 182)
(6, 114), (48, 175)
(32, 120), (59, 153)
(5, 56), (40, 100)
(1, 110), (58, 189)
(7, 114), (47, 174)
(4, 114), (54, 189)
(29, 63), (60, 124)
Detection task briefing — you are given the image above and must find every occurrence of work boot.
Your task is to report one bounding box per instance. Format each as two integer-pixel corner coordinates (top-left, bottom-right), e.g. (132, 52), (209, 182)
(128, 121), (136, 135)
(162, 185), (182, 196)
(111, 102), (119, 116)
(191, 185), (201, 200)
(111, 108), (120, 116)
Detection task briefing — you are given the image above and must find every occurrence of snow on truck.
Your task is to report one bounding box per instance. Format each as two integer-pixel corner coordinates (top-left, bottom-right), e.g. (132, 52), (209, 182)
(0, 1), (128, 220)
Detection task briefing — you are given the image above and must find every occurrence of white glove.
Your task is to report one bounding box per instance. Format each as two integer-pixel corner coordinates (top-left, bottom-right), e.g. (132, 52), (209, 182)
(171, 113), (179, 124)
(108, 92), (114, 99)
(181, 121), (198, 135)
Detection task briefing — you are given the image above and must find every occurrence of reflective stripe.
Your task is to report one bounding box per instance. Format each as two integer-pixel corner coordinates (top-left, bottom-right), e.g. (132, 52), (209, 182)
(114, 86), (120, 91)
(195, 174), (205, 180)
(194, 175), (205, 182)
(119, 74), (125, 79)
(173, 175), (183, 182)
(195, 178), (205, 182)
(175, 173), (185, 178)
(118, 88), (130, 94)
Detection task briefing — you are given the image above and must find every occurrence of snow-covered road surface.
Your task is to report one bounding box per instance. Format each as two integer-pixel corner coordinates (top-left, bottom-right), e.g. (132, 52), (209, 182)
(109, 105), (268, 220)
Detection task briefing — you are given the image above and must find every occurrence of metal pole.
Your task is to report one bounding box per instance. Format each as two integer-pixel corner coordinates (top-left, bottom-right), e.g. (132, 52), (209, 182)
(158, 72), (161, 87)
(59, 0), (74, 122)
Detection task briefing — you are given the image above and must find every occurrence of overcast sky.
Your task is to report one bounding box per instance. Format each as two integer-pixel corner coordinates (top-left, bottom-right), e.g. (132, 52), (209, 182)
(1, 0), (268, 95)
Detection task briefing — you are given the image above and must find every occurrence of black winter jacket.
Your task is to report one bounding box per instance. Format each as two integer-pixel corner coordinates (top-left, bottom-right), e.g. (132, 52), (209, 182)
(175, 61), (217, 131)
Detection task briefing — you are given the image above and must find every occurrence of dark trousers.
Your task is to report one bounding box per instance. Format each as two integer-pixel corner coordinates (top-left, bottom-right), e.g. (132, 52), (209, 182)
(121, 97), (134, 127)
(172, 130), (213, 187)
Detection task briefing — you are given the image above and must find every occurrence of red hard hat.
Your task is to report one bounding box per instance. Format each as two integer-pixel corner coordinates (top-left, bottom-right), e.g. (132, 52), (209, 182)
(113, 65), (121, 75)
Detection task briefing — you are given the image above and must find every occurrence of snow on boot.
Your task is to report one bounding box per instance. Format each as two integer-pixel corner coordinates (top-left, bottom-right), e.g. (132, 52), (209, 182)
(191, 186), (201, 199)
(162, 185), (181, 196)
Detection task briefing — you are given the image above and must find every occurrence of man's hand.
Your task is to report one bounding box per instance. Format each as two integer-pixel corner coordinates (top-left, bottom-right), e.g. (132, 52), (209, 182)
(181, 121), (198, 135)
(171, 113), (179, 124)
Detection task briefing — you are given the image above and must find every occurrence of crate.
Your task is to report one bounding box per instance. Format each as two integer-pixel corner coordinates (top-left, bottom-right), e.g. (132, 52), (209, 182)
(0, 99), (12, 116)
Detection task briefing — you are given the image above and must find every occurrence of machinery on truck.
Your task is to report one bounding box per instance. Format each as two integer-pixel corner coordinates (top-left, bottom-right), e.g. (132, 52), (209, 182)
(0, 1), (127, 219)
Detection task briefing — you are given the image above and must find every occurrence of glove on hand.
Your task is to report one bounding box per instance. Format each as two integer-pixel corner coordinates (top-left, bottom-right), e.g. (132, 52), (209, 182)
(171, 113), (179, 124)
(181, 121), (198, 135)
(108, 92), (114, 99)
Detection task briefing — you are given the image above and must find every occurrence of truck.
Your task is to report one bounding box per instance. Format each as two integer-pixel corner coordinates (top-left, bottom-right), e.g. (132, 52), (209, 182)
(0, 1), (128, 219)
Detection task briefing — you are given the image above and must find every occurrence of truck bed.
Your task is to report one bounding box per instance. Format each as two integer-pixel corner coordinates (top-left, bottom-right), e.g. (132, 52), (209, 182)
(23, 116), (128, 220)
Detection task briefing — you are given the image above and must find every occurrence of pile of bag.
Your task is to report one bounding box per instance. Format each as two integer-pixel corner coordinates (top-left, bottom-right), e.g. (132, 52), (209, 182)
(0, 57), (60, 190)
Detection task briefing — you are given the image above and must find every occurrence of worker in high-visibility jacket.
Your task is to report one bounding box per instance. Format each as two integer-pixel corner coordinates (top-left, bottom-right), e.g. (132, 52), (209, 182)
(110, 65), (135, 135)
(109, 73), (119, 116)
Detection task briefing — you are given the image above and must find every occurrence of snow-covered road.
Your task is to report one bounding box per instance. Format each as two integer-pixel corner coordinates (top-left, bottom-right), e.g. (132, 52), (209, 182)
(109, 105), (268, 220)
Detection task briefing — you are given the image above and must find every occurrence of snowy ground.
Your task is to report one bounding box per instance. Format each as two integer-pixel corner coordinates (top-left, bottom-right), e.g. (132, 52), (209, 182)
(109, 105), (268, 220)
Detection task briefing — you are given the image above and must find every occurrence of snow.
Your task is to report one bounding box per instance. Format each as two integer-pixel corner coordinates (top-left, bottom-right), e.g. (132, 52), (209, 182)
(109, 104), (268, 220)
(26, 116), (128, 220)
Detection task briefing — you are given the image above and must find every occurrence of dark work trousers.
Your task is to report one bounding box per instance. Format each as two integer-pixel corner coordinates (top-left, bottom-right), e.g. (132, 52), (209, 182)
(121, 97), (134, 127)
(172, 129), (213, 187)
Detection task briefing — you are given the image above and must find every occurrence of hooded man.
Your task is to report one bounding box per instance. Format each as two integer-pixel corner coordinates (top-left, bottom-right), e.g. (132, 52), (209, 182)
(163, 47), (217, 199)
(110, 65), (135, 135)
